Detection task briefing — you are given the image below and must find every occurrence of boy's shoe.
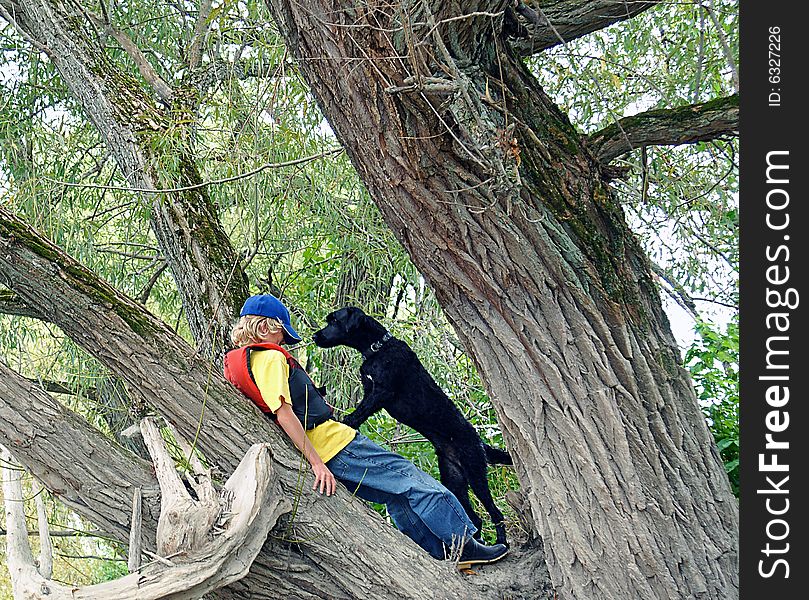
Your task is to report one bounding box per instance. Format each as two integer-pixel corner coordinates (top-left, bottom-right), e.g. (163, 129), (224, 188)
(456, 538), (509, 570)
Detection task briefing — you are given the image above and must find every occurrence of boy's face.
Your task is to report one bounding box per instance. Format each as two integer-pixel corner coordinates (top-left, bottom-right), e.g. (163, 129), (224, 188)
(265, 330), (285, 344)
(258, 320), (285, 345)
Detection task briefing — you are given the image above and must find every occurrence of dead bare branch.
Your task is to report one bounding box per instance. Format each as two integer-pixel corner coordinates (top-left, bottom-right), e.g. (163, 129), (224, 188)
(1, 426), (290, 600)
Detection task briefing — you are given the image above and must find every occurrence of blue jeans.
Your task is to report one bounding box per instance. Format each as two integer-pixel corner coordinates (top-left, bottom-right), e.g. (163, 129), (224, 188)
(326, 433), (476, 558)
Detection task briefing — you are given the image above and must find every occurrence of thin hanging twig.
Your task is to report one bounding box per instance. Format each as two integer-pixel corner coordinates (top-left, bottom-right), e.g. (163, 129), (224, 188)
(44, 148), (344, 194)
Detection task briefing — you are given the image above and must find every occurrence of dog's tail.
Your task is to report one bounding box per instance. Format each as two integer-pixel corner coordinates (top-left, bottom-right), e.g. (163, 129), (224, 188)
(484, 443), (513, 465)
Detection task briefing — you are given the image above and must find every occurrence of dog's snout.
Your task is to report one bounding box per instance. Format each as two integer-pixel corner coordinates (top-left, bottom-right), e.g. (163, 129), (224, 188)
(312, 326), (336, 348)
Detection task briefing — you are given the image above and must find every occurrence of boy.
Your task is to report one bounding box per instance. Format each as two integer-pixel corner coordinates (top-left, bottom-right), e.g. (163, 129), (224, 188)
(224, 294), (508, 568)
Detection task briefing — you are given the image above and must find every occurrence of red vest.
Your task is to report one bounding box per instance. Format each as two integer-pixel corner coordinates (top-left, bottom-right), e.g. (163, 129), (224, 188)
(224, 343), (333, 429)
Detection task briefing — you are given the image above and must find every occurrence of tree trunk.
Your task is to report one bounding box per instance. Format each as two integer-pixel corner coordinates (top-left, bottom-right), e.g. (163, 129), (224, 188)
(263, 2), (738, 598)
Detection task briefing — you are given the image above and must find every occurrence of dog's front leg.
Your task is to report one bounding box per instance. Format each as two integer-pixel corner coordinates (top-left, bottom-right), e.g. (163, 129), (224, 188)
(342, 375), (388, 429)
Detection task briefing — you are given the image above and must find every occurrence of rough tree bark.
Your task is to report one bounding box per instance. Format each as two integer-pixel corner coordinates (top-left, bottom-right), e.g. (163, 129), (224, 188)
(0, 206), (547, 599)
(262, 1), (739, 598)
(0, 361), (161, 544)
(0, 290), (151, 458)
(0, 362), (347, 600)
(506, 0), (663, 55)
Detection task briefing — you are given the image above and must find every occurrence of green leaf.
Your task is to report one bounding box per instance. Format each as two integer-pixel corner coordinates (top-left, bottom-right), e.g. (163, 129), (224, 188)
(716, 437), (737, 451)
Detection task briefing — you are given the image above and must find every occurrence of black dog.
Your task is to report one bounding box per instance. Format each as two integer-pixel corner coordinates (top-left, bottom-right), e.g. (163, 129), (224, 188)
(313, 306), (512, 545)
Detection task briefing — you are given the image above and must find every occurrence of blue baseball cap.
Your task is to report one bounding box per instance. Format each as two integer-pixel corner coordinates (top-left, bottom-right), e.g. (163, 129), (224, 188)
(240, 294), (302, 344)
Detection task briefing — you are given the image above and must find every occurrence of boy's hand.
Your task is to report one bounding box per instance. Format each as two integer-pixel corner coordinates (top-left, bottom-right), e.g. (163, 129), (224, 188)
(311, 462), (336, 496)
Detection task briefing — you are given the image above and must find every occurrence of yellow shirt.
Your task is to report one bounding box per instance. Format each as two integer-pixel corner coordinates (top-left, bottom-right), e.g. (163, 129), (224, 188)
(250, 349), (355, 463)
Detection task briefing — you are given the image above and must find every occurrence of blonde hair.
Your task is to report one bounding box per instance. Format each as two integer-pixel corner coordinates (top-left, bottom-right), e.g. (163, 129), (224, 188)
(230, 314), (285, 347)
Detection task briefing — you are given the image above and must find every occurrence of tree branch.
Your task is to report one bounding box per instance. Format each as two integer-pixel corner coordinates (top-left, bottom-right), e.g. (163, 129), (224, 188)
(0, 288), (150, 458)
(0, 528), (108, 538)
(45, 147), (343, 194)
(587, 94), (739, 164)
(0, 289), (41, 319)
(194, 55), (288, 92)
(187, 0), (214, 71)
(651, 262), (700, 321)
(2, 428), (291, 599)
(703, 0), (739, 92)
(88, 8), (174, 103)
(0, 360), (336, 600)
(506, 0), (662, 56)
(0, 361), (161, 546)
(22, 377), (99, 402)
